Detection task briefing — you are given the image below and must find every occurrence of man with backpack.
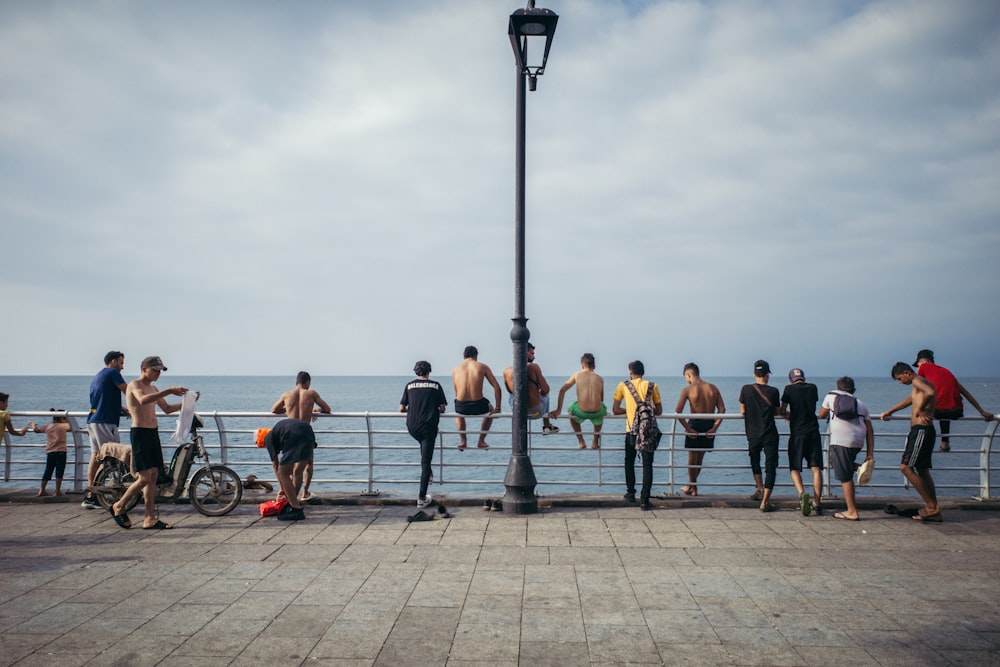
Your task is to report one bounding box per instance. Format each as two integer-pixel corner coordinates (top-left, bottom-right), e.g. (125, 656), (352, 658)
(739, 360), (781, 512)
(819, 377), (874, 521)
(611, 360), (662, 511)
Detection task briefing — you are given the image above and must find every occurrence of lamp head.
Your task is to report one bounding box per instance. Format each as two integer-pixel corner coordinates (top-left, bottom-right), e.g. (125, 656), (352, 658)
(509, 2), (558, 82)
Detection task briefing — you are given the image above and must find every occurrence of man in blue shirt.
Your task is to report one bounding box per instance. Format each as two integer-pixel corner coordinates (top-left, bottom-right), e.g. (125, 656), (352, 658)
(82, 351), (128, 508)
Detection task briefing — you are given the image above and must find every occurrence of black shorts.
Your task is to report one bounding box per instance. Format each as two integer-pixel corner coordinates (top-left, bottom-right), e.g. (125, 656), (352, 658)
(684, 418), (715, 450)
(455, 398), (491, 416)
(934, 408), (963, 421)
(901, 425), (935, 469)
(787, 430), (823, 472)
(266, 419), (316, 466)
(130, 427), (165, 473)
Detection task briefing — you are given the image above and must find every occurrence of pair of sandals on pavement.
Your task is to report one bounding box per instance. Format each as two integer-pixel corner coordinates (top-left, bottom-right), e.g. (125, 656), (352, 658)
(884, 504), (943, 522)
(109, 506), (172, 530)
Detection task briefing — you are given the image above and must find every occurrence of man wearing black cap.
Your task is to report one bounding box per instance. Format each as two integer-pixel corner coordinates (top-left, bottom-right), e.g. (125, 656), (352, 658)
(111, 356), (190, 530)
(780, 368), (823, 516)
(739, 360), (780, 512)
(912, 350), (994, 451)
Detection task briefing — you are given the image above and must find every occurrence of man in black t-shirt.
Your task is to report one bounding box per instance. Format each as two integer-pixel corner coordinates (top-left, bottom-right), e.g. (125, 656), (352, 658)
(780, 368), (823, 516)
(739, 360), (780, 512)
(400, 361), (448, 508)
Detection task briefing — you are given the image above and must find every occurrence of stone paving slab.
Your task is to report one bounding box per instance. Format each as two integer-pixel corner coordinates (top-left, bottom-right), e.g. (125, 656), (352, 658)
(0, 497), (998, 666)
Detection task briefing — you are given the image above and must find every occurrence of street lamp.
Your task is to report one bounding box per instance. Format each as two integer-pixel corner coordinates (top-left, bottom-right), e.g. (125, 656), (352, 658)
(503, 1), (558, 515)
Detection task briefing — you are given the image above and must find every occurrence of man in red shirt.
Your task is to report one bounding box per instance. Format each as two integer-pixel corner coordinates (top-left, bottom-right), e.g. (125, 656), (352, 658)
(913, 350), (994, 451)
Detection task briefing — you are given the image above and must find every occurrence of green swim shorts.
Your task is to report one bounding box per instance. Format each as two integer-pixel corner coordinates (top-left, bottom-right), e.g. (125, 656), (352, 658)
(569, 402), (607, 425)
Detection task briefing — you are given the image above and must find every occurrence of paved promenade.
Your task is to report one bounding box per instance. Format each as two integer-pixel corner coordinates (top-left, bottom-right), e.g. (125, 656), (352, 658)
(0, 492), (998, 666)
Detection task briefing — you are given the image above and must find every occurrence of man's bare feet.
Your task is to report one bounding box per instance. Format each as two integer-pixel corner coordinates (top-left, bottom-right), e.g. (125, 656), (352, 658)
(457, 443), (467, 451)
(591, 442), (600, 449)
(578, 443), (587, 449)
(477, 441), (490, 450)
(681, 486), (697, 496)
(54, 491), (63, 496)
(36, 490), (47, 497)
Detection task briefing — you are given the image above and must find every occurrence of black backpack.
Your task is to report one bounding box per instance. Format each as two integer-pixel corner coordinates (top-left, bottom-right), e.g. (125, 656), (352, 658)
(830, 392), (859, 421)
(626, 380), (661, 452)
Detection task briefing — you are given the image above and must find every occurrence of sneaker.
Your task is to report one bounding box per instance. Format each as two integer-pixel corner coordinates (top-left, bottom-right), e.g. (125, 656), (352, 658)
(276, 505), (305, 521)
(491, 499), (503, 511)
(811, 503), (823, 516)
(640, 502), (653, 511)
(483, 499), (493, 511)
(81, 496), (99, 509)
(760, 503), (776, 513)
(542, 425), (560, 435)
(800, 491), (812, 516)
(623, 492), (636, 503)
(417, 497), (433, 509)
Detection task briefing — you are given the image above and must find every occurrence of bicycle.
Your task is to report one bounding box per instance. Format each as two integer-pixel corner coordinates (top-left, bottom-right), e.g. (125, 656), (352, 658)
(89, 415), (242, 517)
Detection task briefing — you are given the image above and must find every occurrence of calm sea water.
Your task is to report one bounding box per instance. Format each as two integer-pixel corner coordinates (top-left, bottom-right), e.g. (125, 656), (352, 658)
(2, 375), (999, 498)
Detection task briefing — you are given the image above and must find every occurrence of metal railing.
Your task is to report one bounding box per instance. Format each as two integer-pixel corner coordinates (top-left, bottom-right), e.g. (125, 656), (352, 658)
(3, 411), (998, 500)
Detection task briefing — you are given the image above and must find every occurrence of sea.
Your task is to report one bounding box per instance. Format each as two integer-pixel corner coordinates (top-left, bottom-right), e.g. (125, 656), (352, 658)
(2, 375), (999, 499)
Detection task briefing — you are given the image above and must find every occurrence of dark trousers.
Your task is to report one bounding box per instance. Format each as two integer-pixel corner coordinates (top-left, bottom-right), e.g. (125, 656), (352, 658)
(748, 434), (780, 490)
(411, 426), (437, 500)
(42, 451), (67, 482)
(624, 434), (655, 502)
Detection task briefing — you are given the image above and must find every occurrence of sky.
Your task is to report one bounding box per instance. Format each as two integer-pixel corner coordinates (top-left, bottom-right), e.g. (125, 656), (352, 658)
(2, 0), (998, 380)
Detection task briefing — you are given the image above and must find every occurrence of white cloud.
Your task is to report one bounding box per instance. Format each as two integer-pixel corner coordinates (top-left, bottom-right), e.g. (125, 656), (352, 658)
(1, 0), (998, 380)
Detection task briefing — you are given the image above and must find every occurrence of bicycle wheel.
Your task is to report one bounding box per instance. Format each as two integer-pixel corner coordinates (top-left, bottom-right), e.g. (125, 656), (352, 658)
(92, 460), (139, 512)
(188, 465), (243, 516)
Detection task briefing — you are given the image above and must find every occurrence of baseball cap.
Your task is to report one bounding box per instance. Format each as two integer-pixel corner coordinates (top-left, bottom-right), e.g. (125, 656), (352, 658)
(913, 349), (934, 365)
(753, 360), (771, 376)
(788, 368), (806, 383)
(141, 356), (168, 371)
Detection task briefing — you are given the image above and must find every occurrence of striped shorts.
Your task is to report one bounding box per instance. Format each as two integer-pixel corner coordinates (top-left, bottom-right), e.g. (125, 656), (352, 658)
(901, 424), (935, 469)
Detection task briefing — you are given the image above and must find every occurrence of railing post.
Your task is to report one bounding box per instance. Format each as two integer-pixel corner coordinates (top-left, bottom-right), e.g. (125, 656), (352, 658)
(2, 431), (9, 482)
(212, 413), (228, 465)
(976, 419), (998, 501)
(365, 412), (375, 495)
(67, 415), (86, 492)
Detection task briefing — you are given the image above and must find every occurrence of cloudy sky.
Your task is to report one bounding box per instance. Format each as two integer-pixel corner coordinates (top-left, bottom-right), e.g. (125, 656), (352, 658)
(2, 0), (998, 379)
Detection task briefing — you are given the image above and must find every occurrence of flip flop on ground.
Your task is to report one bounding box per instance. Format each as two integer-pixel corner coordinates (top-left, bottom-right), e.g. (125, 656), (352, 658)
(143, 520), (173, 530)
(913, 511), (943, 523)
(834, 512), (859, 521)
(109, 507), (131, 529)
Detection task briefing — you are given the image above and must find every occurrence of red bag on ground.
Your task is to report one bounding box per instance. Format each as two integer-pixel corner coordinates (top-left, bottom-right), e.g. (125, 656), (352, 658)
(259, 497), (287, 517)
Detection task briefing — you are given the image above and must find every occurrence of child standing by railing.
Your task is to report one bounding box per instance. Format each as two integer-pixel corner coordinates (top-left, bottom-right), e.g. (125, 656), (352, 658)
(30, 409), (72, 497)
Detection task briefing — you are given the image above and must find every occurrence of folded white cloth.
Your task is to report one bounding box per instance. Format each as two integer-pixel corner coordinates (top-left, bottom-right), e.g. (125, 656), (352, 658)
(171, 391), (198, 444)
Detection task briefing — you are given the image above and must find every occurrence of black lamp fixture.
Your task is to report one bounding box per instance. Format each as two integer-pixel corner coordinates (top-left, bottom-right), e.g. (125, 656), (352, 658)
(508, 1), (559, 90)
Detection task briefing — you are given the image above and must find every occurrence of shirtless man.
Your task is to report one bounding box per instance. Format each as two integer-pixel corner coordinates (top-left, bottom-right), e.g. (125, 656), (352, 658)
(882, 361), (941, 522)
(549, 352), (605, 448)
(503, 343), (559, 435)
(111, 356), (189, 530)
(674, 362), (725, 496)
(271, 371), (331, 500)
(452, 346), (502, 450)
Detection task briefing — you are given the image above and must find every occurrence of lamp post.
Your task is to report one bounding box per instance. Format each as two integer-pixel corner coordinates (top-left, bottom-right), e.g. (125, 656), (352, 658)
(503, 1), (558, 515)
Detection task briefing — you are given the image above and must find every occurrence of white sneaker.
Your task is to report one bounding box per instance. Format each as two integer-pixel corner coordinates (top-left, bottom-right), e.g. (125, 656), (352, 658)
(417, 497), (433, 509)
(542, 425), (560, 435)
(80, 497), (99, 509)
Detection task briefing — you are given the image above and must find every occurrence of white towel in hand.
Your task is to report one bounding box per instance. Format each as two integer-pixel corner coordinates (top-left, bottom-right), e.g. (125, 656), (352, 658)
(172, 391), (198, 444)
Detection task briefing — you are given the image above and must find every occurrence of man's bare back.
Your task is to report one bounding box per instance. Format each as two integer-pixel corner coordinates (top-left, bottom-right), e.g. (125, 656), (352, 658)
(272, 387), (331, 421)
(453, 359), (501, 405)
(572, 370), (604, 412)
(675, 370), (725, 434)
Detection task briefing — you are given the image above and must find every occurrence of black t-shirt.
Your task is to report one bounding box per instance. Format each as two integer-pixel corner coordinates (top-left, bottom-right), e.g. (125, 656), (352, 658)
(780, 382), (820, 435)
(739, 383), (780, 439)
(400, 378), (448, 434)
